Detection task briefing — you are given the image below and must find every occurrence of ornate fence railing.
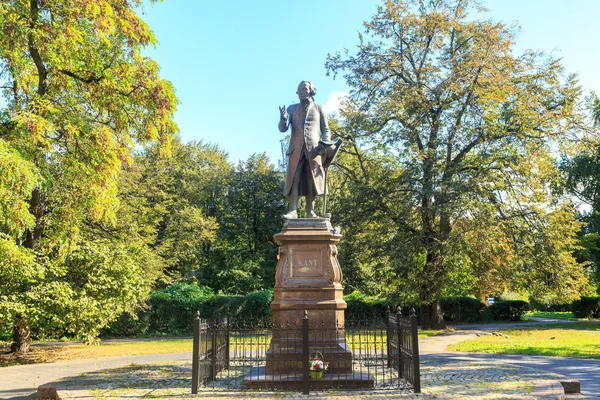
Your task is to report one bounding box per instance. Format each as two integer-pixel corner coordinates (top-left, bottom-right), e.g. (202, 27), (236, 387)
(386, 307), (421, 393)
(191, 309), (420, 394)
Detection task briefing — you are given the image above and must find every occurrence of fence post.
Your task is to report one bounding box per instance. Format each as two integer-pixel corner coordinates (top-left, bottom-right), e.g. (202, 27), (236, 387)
(396, 306), (404, 379)
(209, 313), (218, 381)
(191, 311), (200, 394)
(385, 305), (392, 368)
(302, 310), (310, 395)
(410, 308), (421, 393)
(224, 316), (230, 369)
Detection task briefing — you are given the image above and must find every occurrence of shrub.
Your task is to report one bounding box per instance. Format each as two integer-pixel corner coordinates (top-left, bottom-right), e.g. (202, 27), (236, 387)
(529, 298), (571, 312)
(149, 283), (215, 333)
(441, 297), (486, 322)
(100, 310), (151, 337)
(344, 291), (388, 320)
(571, 296), (600, 319)
(103, 285), (273, 337)
(490, 300), (529, 321)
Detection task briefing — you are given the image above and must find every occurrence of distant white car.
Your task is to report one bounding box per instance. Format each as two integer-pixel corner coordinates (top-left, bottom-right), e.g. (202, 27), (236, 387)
(486, 297), (495, 305)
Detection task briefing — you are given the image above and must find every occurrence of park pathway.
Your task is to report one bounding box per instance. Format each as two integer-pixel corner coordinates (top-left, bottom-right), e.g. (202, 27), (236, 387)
(417, 320), (600, 397)
(0, 353), (190, 399)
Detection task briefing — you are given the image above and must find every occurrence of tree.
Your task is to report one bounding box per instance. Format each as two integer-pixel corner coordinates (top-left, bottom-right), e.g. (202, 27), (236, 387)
(205, 153), (285, 293)
(0, 0), (177, 352)
(326, 0), (590, 327)
(129, 138), (226, 282)
(561, 120), (600, 293)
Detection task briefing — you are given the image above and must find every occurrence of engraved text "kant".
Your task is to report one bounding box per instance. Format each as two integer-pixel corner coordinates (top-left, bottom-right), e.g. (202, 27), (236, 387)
(297, 259), (319, 267)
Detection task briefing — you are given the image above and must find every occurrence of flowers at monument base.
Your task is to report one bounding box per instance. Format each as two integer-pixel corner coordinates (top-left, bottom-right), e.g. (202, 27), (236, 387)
(309, 352), (329, 378)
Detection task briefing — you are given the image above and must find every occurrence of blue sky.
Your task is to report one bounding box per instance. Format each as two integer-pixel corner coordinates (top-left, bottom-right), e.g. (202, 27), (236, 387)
(140, 0), (600, 163)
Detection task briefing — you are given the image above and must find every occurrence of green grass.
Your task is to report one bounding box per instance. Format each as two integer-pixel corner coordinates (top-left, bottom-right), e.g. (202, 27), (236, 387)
(450, 321), (600, 359)
(524, 311), (576, 320)
(420, 328), (455, 338)
(0, 338), (193, 367)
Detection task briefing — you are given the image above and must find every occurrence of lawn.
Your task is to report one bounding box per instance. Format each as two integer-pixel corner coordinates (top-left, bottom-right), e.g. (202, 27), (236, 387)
(1, 327), (450, 367)
(524, 311), (576, 320)
(449, 321), (600, 359)
(0, 338), (193, 367)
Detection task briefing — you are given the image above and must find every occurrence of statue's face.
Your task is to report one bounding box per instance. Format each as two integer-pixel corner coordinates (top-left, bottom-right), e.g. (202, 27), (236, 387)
(297, 82), (312, 101)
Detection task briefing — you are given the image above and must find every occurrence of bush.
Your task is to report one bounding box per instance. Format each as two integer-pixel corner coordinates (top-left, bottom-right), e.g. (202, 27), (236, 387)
(344, 291), (388, 320)
(441, 297), (486, 322)
(149, 283), (216, 333)
(100, 310), (151, 338)
(529, 298), (571, 312)
(102, 284), (273, 337)
(571, 296), (600, 319)
(490, 300), (529, 321)
(103, 286), (400, 337)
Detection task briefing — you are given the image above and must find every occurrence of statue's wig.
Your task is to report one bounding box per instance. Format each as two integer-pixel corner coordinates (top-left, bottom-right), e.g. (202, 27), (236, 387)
(297, 81), (317, 97)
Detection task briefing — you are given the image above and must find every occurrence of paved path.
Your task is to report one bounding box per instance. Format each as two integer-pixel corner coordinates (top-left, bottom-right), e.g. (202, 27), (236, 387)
(0, 353), (191, 399)
(418, 321), (600, 397)
(427, 352), (600, 398)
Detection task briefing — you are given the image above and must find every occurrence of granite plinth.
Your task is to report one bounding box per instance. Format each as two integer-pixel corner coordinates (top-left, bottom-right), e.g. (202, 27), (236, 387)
(266, 218), (352, 374)
(243, 366), (375, 390)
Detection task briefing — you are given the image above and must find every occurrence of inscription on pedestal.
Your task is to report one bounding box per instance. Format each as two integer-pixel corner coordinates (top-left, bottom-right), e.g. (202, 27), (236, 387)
(291, 250), (323, 278)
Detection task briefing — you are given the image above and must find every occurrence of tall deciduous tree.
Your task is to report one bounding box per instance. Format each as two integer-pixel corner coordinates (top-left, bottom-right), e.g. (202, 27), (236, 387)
(0, 0), (177, 352)
(326, 0), (590, 327)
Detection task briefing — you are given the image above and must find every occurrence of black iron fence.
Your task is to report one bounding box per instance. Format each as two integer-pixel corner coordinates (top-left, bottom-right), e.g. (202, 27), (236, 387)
(191, 309), (420, 394)
(387, 307), (421, 392)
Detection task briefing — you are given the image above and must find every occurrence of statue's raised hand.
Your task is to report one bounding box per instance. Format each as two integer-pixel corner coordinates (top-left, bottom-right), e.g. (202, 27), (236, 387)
(279, 105), (288, 120)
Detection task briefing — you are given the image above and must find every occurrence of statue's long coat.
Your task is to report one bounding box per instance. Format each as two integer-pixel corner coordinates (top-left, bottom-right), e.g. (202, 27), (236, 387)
(279, 101), (330, 196)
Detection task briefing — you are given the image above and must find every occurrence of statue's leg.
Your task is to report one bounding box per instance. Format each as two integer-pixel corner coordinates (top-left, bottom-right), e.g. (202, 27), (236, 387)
(305, 167), (316, 218)
(284, 158), (304, 218)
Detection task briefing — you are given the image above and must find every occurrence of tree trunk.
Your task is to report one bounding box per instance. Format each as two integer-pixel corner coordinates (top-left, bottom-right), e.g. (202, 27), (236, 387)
(420, 301), (446, 330)
(11, 319), (31, 354)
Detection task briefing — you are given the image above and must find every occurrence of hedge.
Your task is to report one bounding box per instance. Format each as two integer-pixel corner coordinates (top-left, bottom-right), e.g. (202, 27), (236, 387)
(440, 297), (486, 322)
(489, 300), (529, 321)
(571, 296), (600, 319)
(528, 298), (571, 312)
(344, 291), (388, 320)
(102, 287), (396, 337)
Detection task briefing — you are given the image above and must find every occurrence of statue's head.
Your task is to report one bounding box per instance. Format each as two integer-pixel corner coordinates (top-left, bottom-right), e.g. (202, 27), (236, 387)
(297, 81), (317, 101)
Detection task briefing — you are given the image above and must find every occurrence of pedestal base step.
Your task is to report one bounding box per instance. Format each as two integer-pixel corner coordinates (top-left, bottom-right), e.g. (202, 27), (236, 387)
(243, 366), (374, 390)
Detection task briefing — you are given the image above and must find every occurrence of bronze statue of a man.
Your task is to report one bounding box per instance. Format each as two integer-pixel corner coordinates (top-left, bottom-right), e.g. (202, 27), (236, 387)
(279, 81), (333, 219)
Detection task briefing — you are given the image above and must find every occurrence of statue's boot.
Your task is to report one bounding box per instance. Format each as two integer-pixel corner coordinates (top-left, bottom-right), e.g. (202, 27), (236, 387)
(282, 210), (298, 220)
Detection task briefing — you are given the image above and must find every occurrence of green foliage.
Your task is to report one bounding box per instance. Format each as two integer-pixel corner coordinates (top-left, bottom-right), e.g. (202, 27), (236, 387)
(561, 143), (600, 292)
(344, 291), (388, 320)
(528, 298), (572, 312)
(132, 284), (273, 335)
(571, 296), (600, 319)
(441, 297), (486, 323)
(490, 301), (529, 321)
(0, 0), (178, 349)
(0, 239), (157, 344)
(201, 153), (285, 293)
(325, 0), (591, 327)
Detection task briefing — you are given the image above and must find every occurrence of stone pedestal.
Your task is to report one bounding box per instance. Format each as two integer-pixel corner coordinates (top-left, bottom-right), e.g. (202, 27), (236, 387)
(265, 218), (352, 374)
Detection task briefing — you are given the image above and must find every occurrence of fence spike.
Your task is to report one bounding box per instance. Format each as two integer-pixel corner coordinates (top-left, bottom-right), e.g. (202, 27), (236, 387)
(303, 309), (308, 319)
(397, 306), (402, 314)
(195, 310), (200, 320)
(410, 307), (417, 317)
